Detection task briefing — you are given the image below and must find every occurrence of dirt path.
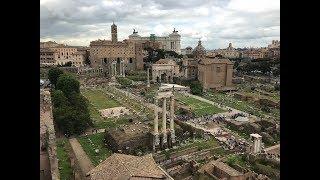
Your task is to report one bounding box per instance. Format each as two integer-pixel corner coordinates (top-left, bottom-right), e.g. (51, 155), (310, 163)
(69, 138), (94, 176)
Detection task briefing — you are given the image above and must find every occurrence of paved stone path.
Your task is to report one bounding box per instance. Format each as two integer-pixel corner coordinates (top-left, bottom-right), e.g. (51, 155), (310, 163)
(69, 138), (94, 175)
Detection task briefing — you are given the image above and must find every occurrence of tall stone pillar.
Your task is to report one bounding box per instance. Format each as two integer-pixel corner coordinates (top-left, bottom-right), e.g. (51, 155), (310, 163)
(162, 98), (167, 145)
(114, 63), (117, 76)
(119, 62), (123, 76)
(170, 97), (175, 143)
(147, 68), (150, 87)
(153, 98), (159, 150)
(122, 61), (125, 77)
(184, 68), (188, 78)
(165, 74), (169, 83)
(250, 134), (262, 154)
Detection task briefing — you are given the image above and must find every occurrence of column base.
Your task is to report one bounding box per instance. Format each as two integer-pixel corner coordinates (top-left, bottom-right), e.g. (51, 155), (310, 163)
(153, 133), (160, 151)
(161, 133), (167, 148)
(170, 130), (176, 144)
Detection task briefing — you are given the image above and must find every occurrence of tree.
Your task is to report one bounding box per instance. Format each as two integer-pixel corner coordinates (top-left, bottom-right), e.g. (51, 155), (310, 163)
(53, 106), (90, 135)
(48, 67), (64, 87)
(56, 74), (80, 97)
(52, 90), (69, 108)
(190, 81), (203, 95)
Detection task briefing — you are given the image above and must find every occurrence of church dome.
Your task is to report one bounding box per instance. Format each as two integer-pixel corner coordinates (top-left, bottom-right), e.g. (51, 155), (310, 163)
(193, 40), (206, 58)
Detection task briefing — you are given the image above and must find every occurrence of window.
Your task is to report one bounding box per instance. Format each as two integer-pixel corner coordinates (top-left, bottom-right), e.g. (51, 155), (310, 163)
(129, 58), (133, 63)
(217, 67), (221, 73)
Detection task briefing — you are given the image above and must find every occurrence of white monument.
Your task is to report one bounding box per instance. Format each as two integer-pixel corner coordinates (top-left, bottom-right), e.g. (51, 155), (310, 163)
(250, 133), (262, 154)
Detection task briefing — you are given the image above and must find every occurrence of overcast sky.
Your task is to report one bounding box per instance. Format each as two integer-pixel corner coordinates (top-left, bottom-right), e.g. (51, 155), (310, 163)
(40, 0), (280, 50)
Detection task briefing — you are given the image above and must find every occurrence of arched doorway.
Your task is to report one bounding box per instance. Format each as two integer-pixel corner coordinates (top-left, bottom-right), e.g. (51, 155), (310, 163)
(161, 73), (167, 82)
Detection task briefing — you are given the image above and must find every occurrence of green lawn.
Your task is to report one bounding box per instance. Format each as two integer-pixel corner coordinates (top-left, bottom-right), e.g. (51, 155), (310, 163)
(81, 89), (120, 109)
(78, 133), (113, 166)
(225, 154), (247, 167)
(94, 116), (131, 129)
(176, 94), (225, 117)
(204, 92), (280, 120)
(56, 139), (73, 180)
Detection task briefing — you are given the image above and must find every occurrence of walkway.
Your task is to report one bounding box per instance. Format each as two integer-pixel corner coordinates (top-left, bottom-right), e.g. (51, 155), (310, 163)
(69, 138), (94, 176)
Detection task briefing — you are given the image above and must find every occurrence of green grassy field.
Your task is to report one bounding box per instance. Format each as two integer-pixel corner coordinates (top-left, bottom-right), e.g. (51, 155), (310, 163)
(78, 133), (113, 166)
(204, 92), (280, 120)
(81, 89), (120, 109)
(94, 116), (131, 129)
(176, 94), (225, 117)
(56, 139), (73, 180)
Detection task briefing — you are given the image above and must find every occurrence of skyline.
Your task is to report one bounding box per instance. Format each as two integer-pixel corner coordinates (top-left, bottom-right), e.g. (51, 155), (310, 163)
(40, 0), (280, 49)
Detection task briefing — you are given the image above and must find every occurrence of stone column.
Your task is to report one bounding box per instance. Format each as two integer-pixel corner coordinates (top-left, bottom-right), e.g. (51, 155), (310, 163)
(185, 68), (188, 78)
(119, 61), (123, 76)
(114, 63), (117, 76)
(170, 96), (175, 143)
(147, 68), (150, 87)
(122, 61), (125, 77)
(162, 98), (167, 144)
(165, 73), (169, 83)
(153, 98), (159, 150)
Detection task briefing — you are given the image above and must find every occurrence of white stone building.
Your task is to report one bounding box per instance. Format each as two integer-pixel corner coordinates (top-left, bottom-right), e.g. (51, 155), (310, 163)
(128, 28), (181, 54)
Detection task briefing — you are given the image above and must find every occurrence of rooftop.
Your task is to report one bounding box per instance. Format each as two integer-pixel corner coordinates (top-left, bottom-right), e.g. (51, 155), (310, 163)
(88, 153), (169, 179)
(198, 57), (233, 65)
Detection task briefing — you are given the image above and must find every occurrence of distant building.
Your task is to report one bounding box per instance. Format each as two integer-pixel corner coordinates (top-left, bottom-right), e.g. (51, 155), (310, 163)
(88, 153), (173, 179)
(211, 43), (240, 59)
(266, 40), (280, 59)
(198, 57), (234, 90)
(89, 23), (144, 75)
(152, 58), (180, 83)
(268, 40), (280, 49)
(40, 41), (59, 48)
(241, 48), (265, 59)
(40, 42), (87, 67)
(181, 46), (193, 55)
(129, 28), (181, 54)
(40, 48), (57, 66)
(182, 58), (198, 79)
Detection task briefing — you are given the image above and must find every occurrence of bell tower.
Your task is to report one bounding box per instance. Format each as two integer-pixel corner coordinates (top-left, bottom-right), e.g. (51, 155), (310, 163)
(111, 21), (117, 43)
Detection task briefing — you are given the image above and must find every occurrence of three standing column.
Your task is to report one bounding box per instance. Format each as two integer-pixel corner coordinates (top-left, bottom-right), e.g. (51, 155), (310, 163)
(162, 98), (167, 145)
(153, 98), (159, 151)
(170, 97), (175, 143)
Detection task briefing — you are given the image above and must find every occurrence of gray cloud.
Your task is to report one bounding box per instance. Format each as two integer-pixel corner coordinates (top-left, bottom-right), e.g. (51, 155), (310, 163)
(40, 0), (280, 49)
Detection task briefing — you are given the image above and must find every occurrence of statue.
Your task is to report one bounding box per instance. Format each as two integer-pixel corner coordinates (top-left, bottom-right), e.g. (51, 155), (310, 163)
(133, 28), (138, 34)
(173, 28), (178, 33)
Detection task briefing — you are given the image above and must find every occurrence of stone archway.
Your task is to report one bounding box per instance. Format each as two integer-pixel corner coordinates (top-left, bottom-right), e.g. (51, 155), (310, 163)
(161, 73), (167, 82)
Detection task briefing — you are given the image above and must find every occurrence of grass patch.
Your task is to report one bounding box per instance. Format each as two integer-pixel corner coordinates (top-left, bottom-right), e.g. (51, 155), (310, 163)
(176, 93), (225, 117)
(81, 89), (120, 109)
(226, 154), (247, 167)
(94, 116), (131, 129)
(204, 92), (279, 119)
(78, 133), (113, 166)
(56, 139), (73, 180)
